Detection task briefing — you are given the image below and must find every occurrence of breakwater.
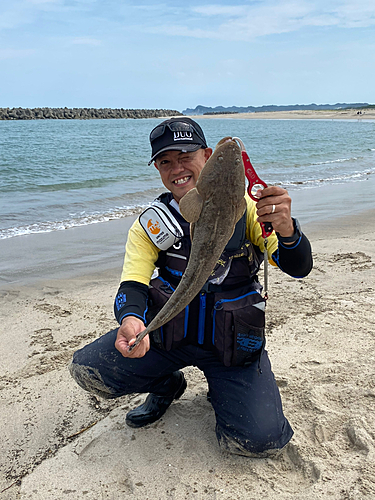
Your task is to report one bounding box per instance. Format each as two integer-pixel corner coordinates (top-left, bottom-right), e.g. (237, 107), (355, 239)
(0, 107), (182, 120)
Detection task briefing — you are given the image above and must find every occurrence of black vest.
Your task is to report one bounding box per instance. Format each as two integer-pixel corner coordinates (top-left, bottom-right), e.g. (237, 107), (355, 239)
(147, 192), (266, 366)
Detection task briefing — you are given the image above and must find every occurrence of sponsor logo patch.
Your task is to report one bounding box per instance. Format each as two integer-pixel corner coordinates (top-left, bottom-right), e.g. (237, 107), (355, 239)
(115, 293), (127, 311)
(147, 219), (161, 235)
(173, 131), (193, 141)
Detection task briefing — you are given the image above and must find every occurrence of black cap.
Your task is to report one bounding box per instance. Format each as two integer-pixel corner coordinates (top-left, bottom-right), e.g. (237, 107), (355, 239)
(148, 117), (208, 165)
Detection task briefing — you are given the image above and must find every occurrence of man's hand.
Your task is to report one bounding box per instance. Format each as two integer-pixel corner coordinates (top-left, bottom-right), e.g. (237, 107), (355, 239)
(115, 316), (150, 358)
(255, 186), (294, 238)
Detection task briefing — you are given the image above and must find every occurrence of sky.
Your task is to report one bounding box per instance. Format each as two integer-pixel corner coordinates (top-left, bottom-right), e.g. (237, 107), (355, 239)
(1, 0), (374, 111)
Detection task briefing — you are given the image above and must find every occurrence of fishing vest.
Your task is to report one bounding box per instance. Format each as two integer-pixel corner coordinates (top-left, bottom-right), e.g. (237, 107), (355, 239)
(144, 192), (266, 367)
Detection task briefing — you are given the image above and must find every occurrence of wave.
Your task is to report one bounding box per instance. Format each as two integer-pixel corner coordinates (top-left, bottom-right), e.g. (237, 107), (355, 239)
(0, 205), (146, 240)
(312, 157), (357, 165)
(275, 167), (375, 188)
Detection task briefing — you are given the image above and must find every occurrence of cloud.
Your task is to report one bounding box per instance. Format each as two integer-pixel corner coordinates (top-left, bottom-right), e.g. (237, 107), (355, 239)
(26, 0), (62, 5)
(71, 37), (101, 46)
(331, 0), (375, 28)
(192, 5), (247, 16)
(0, 3), (34, 30)
(2, 0), (375, 42)
(0, 0), (98, 31)
(0, 48), (36, 60)
(147, 24), (222, 40)
(147, 1), (375, 41)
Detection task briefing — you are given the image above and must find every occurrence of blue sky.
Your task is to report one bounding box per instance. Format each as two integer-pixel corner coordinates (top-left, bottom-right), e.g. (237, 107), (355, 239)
(1, 0), (374, 111)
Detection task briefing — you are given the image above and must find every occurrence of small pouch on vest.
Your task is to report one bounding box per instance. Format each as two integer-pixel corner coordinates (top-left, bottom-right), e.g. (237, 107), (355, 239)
(139, 202), (183, 251)
(212, 290), (266, 367)
(146, 277), (189, 351)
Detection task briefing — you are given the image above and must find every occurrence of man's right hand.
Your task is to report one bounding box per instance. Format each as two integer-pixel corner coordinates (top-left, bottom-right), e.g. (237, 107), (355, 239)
(115, 316), (150, 358)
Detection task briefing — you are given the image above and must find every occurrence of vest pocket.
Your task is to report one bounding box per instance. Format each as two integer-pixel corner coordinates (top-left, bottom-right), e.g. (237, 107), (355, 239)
(212, 291), (265, 367)
(146, 277), (189, 351)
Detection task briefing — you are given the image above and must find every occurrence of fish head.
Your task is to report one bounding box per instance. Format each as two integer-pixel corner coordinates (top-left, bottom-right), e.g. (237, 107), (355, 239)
(181, 137), (246, 228)
(196, 136), (246, 204)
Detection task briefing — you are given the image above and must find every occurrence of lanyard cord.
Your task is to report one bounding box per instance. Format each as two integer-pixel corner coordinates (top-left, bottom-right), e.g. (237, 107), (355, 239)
(263, 238), (269, 301)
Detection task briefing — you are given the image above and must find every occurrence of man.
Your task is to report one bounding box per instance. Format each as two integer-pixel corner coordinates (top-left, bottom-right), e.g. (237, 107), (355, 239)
(69, 117), (313, 457)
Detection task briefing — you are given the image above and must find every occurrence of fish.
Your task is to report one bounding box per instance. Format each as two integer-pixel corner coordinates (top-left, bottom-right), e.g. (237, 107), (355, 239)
(128, 137), (246, 352)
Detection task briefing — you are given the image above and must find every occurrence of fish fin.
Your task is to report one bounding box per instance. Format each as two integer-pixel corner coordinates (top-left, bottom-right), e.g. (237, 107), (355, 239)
(179, 188), (204, 223)
(215, 136), (233, 149)
(236, 197), (247, 223)
(190, 222), (195, 240)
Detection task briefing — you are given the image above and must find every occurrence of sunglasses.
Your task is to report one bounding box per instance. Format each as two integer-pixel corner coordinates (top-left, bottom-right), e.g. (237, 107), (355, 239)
(149, 121), (206, 144)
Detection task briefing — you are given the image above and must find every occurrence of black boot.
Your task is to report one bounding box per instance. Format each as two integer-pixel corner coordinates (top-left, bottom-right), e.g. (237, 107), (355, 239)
(125, 371), (187, 428)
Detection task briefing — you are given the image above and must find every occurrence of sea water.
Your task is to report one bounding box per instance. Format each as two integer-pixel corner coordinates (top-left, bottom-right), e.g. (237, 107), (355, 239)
(1, 117), (375, 239)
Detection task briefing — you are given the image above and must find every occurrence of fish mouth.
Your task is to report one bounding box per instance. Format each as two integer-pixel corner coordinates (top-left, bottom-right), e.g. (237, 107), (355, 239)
(173, 175), (191, 185)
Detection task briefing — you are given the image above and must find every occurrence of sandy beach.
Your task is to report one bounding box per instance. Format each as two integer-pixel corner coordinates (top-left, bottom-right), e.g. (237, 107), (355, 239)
(1, 204), (375, 500)
(190, 108), (375, 121)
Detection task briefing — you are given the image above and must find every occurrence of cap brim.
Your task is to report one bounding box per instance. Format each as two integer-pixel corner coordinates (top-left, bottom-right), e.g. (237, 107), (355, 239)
(148, 144), (202, 166)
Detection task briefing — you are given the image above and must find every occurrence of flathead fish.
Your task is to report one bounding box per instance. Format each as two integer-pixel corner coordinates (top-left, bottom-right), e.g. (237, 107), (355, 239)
(129, 137), (246, 351)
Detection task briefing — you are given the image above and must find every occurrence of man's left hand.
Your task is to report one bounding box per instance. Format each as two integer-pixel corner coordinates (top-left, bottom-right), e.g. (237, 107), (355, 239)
(255, 186), (294, 238)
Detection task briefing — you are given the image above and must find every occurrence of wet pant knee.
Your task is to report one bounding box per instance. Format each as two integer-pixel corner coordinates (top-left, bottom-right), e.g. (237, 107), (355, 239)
(215, 423), (293, 458)
(68, 359), (117, 399)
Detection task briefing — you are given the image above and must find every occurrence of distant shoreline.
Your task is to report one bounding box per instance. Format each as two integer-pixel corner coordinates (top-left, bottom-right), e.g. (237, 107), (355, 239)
(190, 108), (375, 120)
(0, 107), (182, 120)
(2, 107), (375, 121)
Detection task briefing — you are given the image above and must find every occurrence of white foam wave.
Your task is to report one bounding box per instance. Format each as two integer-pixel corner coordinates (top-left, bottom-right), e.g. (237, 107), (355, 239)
(313, 157), (356, 166)
(280, 168), (375, 188)
(0, 206), (145, 240)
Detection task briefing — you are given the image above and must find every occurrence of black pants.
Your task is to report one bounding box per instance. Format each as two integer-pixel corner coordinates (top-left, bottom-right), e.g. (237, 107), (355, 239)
(69, 328), (293, 457)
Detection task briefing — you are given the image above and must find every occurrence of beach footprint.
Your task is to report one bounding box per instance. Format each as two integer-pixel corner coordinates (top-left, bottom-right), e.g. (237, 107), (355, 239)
(347, 418), (373, 455)
(33, 302), (72, 317)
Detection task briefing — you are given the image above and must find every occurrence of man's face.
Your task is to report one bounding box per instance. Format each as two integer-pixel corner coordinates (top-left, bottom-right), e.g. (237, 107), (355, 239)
(154, 148), (212, 202)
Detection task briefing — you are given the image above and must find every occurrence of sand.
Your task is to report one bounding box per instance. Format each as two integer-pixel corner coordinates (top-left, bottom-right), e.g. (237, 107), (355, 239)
(189, 108), (375, 121)
(1, 209), (375, 499)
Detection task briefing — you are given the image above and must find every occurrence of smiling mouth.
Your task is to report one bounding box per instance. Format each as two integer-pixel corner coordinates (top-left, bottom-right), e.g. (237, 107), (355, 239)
(173, 176), (191, 185)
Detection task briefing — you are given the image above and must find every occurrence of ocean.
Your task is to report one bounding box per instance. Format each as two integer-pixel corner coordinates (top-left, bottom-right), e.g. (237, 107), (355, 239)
(1, 117), (375, 240)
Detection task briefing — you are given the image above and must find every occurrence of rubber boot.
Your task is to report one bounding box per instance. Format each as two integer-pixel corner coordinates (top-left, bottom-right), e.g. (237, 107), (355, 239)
(125, 371), (187, 428)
